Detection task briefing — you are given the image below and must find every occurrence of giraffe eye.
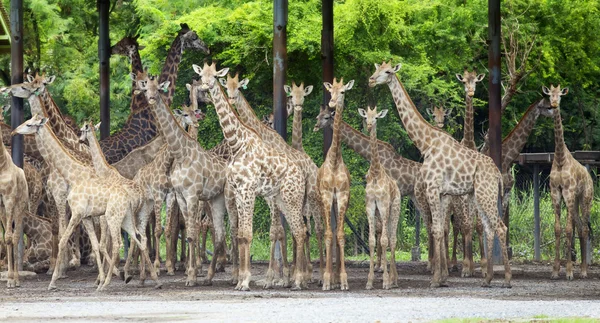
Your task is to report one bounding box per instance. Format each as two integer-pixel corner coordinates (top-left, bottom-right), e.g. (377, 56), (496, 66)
(385, 71), (391, 74)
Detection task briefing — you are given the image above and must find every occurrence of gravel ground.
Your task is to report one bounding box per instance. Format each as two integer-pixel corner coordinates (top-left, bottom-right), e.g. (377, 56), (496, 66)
(1, 261), (600, 322)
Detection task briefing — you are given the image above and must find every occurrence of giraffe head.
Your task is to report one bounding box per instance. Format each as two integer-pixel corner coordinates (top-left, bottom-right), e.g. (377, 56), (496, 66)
(11, 114), (49, 136)
(111, 35), (144, 58)
(186, 79), (211, 106)
(78, 121), (101, 144)
(192, 62), (229, 92)
(456, 70), (485, 97)
(313, 104), (335, 132)
(131, 71), (170, 106)
(174, 104), (204, 128)
(368, 61), (402, 87)
(284, 81), (313, 111)
(542, 84), (568, 109)
(426, 106), (451, 128)
(0, 105), (9, 123)
(218, 72), (249, 105)
(262, 113), (275, 129)
(178, 23), (210, 54)
(324, 77), (354, 108)
(0, 73), (56, 115)
(358, 106), (388, 133)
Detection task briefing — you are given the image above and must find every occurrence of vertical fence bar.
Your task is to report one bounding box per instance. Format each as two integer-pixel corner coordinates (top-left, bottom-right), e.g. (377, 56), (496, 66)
(98, 0), (110, 139)
(533, 164), (541, 261)
(10, 0), (24, 270)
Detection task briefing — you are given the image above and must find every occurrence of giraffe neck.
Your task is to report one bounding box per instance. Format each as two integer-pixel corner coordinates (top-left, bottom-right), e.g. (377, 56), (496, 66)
(187, 125), (199, 141)
(35, 125), (92, 185)
(326, 103), (345, 163)
(500, 99), (543, 169)
(387, 75), (435, 152)
(85, 129), (116, 177)
(150, 95), (194, 160)
(368, 123), (381, 175)
(0, 124), (9, 170)
(462, 95), (476, 149)
(128, 47), (147, 113)
(209, 84), (248, 155)
(37, 90), (87, 151)
(553, 108), (568, 165)
(337, 121), (376, 160)
(291, 106), (303, 151)
(233, 93), (262, 131)
(158, 33), (185, 107)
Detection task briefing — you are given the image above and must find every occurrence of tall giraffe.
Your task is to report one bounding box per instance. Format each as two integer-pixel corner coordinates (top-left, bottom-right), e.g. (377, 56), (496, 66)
(100, 24), (210, 163)
(13, 115), (157, 291)
(359, 106), (401, 290)
(284, 81), (313, 152)
(542, 84), (593, 280)
(219, 72), (323, 287)
(132, 71), (229, 287)
(0, 109), (28, 288)
(370, 62), (510, 288)
(195, 62), (309, 291)
(315, 77), (353, 291)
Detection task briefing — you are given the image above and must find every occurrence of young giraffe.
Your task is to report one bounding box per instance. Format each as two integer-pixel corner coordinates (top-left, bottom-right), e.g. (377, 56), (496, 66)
(132, 71), (229, 287)
(542, 84), (593, 280)
(219, 72), (322, 287)
(369, 61), (510, 288)
(78, 121), (161, 286)
(426, 106), (451, 129)
(195, 62), (309, 291)
(283, 81), (313, 152)
(358, 106), (401, 290)
(101, 25), (209, 163)
(13, 115), (158, 291)
(0, 111), (28, 288)
(315, 77), (353, 291)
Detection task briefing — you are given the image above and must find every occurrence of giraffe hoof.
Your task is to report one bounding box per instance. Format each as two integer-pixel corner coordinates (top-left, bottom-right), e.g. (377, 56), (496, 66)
(166, 271), (175, 276)
(550, 273), (560, 280)
(48, 283), (58, 291)
(290, 285), (302, 291)
(430, 282), (441, 288)
(501, 282), (512, 289)
(185, 280), (197, 287)
(481, 281), (492, 288)
(154, 283), (163, 289)
(566, 274), (574, 281)
(449, 265), (459, 273)
(125, 276), (133, 284)
(365, 283), (373, 290)
(201, 279), (213, 286)
(581, 273), (588, 279)
(7, 280), (17, 289)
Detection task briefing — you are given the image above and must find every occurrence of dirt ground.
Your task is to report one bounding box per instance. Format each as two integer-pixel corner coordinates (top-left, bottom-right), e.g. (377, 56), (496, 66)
(1, 260), (600, 322)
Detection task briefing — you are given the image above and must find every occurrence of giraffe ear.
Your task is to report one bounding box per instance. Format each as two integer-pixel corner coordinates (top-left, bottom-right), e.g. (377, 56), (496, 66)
(542, 86), (550, 95)
(323, 82), (333, 92)
(455, 73), (464, 82)
(159, 81), (170, 92)
(44, 75), (56, 84)
(476, 73), (485, 82)
(374, 63), (380, 70)
(426, 107), (433, 116)
(39, 117), (49, 126)
(26, 74), (35, 83)
(284, 85), (292, 96)
(173, 109), (183, 116)
(344, 80), (355, 91)
(186, 83), (192, 91)
(304, 85), (313, 96)
(391, 63), (402, 73)
(239, 78), (249, 89)
(94, 122), (101, 131)
(445, 108), (453, 116)
(133, 90), (142, 95)
(215, 68), (229, 78)
(130, 73), (138, 81)
(192, 64), (202, 75)
(358, 108), (367, 118)
(138, 45), (146, 51)
(218, 78), (227, 87)
(561, 87), (569, 95)
(377, 109), (388, 119)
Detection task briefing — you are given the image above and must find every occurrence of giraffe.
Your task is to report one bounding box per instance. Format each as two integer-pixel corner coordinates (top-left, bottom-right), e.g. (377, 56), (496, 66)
(541, 84), (593, 280)
(78, 121), (161, 286)
(370, 61), (511, 288)
(314, 77), (353, 291)
(0, 111), (28, 288)
(219, 72), (322, 287)
(101, 24), (210, 164)
(195, 62), (309, 291)
(12, 115), (160, 291)
(358, 106), (401, 290)
(112, 135), (166, 180)
(132, 71), (229, 287)
(284, 81), (313, 152)
(426, 106), (451, 129)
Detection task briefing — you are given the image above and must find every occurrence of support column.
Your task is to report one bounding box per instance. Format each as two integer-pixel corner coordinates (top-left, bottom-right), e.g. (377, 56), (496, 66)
(533, 164), (541, 261)
(10, 0), (24, 271)
(98, 0), (110, 140)
(488, 0), (503, 264)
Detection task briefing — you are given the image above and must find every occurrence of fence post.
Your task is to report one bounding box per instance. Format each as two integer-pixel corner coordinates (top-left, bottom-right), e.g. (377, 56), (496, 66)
(412, 202), (421, 261)
(533, 164), (541, 261)
(585, 164), (592, 265)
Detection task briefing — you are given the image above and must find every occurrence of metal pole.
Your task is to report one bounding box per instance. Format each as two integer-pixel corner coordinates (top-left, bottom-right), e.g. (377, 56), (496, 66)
(10, 0), (24, 271)
(273, 0), (288, 271)
(533, 164), (541, 261)
(585, 164), (592, 265)
(98, 0), (110, 140)
(488, 0), (503, 264)
(321, 0), (336, 260)
(412, 203), (421, 261)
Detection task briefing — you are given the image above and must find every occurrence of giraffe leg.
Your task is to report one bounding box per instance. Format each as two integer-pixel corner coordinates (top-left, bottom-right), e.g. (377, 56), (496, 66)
(365, 199), (377, 290)
(263, 199), (280, 289)
(203, 197), (227, 286)
(278, 188), (307, 291)
(475, 214), (486, 278)
(48, 211), (82, 291)
(564, 192), (576, 281)
(309, 192), (324, 285)
(224, 183), (239, 286)
(550, 186), (562, 280)
(378, 202), (391, 290)
(235, 189), (256, 291)
(164, 192), (177, 276)
(580, 189), (592, 279)
(320, 191), (334, 291)
(99, 216), (123, 291)
(389, 194), (401, 288)
(82, 218), (106, 287)
(181, 196), (200, 287)
(426, 187), (445, 288)
(460, 197), (475, 278)
(336, 192), (350, 291)
(375, 215), (383, 273)
(153, 200), (164, 274)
